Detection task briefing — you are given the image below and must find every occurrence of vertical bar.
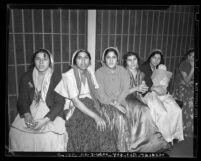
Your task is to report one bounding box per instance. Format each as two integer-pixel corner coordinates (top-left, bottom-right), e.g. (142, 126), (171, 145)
(168, 7), (176, 69)
(21, 9), (27, 71)
(173, 6), (181, 75)
(51, 10), (54, 56)
(120, 10), (124, 57)
(188, 15), (194, 50)
(132, 10), (137, 51)
(107, 10), (111, 46)
(182, 7), (190, 59)
(42, 9), (44, 49)
(138, 10), (143, 55)
(160, 10), (166, 50)
(127, 10), (131, 51)
(178, 7), (185, 60)
(32, 9), (35, 52)
(144, 10), (149, 59)
(114, 10), (117, 46)
(87, 10), (96, 71)
(185, 12), (193, 52)
(156, 10), (160, 49)
(60, 9), (63, 72)
(100, 10), (103, 57)
(171, 6), (182, 92)
(165, 9), (171, 57)
(68, 10), (71, 62)
(8, 96), (10, 125)
(150, 11), (155, 51)
(11, 10), (19, 97)
(77, 9), (79, 49)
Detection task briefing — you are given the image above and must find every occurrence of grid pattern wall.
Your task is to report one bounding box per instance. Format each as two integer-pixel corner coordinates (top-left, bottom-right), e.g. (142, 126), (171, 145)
(8, 9), (88, 124)
(95, 5), (195, 82)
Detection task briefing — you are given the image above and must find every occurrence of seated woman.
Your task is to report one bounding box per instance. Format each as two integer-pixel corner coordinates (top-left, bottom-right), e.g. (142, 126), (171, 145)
(96, 48), (170, 152)
(173, 49), (194, 139)
(9, 49), (68, 151)
(122, 51), (170, 152)
(140, 49), (165, 90)
(142, 64), (184, 145)
(55, 49), (117, 152)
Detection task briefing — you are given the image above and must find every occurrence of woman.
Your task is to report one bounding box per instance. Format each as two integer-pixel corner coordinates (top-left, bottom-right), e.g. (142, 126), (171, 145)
(122, 51), (170, 152)
(173, 49), (194, 139)
(96, 48), (169, 152)
(55, 49), (117, 152)
(123, 51), (149, 99)
(140, 49), (164, 90)
(9, 49), (68, 151)
(142, 64), (184, 145)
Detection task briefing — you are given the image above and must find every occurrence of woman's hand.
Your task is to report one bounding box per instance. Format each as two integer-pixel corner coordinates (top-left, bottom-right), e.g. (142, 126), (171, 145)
(33, 117), (50, 130)
(94, 115), (106, 132)
(137, 84), (149, 93)
(24, 113), (34, 128)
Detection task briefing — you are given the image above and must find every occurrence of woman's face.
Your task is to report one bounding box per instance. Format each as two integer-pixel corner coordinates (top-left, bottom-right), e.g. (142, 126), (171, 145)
(188, 51), (194, 62)
(75, 52), (90, 70)
(105, 51), (118, 69)
(150, 53), (161, 67)
(126, 55), (138, 70)
(34, 52), (50, 73)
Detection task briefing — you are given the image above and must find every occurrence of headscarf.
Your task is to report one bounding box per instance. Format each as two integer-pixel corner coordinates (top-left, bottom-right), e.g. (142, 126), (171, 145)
(71, 49), (102, 114)
(32, 49), (54, 104)
(101, 47), (120, 66)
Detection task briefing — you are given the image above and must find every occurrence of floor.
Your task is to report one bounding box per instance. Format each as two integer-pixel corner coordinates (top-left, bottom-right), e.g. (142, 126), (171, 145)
(166, 137), (195, 158)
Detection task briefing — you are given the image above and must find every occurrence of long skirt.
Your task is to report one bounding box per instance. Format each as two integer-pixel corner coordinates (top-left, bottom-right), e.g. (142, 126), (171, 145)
(173, 83), (194, 139)
(125, 94), (170, 152)
(9, 101), (68, 152)
(142, 92), (184, 143)
(66, 97), (118, 152)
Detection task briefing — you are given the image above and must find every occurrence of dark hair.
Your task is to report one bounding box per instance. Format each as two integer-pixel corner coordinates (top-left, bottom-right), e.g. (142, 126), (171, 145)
(123, 51), (141, 68)
(103, 48), (119, 63)
(144, 49), (164, 68)
(72, 49), (91, 65)
(179, 48), (194, 66)
(29, 48), (52, 70)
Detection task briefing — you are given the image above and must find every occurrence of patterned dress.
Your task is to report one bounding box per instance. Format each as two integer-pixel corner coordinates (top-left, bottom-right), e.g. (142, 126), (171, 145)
(173, 60), (194, 138)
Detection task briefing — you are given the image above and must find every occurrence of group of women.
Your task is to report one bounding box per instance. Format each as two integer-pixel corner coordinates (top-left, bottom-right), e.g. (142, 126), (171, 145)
(9, 46), (195, 153)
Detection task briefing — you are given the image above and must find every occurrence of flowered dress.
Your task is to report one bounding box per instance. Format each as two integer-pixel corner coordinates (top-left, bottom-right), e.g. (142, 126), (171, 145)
(173, 60), (194, 138)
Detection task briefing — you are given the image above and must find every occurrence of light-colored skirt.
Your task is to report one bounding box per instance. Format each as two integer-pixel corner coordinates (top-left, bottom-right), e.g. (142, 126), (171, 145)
(9, 101), (68, 152)
(143, 92), (184, 143)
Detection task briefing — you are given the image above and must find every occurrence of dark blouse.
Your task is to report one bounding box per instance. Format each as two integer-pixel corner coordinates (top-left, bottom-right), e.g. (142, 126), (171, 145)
(17, 69), (65, 121)
(139, 63), (153, 89)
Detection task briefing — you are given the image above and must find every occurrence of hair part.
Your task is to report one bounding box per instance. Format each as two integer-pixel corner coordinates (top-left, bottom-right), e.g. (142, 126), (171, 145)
(72, 49), (91, 65)
(103, 48), (119, 63)
(29, 48), (52, 70)
(123, 51), (141, 67)
(144, 49), (164, 67)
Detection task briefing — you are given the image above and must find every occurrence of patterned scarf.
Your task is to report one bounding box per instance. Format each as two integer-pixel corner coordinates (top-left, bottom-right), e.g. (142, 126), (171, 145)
(72, 66), (102, 115)
(127, 68), (142, 88)
(32, 67), (53, 105)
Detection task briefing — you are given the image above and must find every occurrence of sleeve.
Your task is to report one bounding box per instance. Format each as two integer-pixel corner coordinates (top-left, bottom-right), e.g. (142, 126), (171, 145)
(117, 68), (130, 105)
(17, 73), (31, 118)
(54, 71), (79, 99)
(95, 70), (112, 104)
(45, 73), (65, 121)
(179, 61), (189, 74)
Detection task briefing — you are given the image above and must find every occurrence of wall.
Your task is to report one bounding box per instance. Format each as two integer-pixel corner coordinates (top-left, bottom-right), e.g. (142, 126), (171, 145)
(7, 5), (196, 124)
